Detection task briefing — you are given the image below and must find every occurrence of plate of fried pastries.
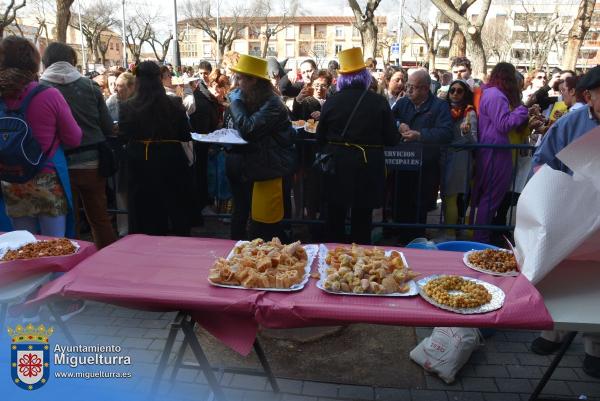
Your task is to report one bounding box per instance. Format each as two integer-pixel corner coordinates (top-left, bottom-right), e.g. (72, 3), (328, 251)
(0, 231), (80, 262)
(317, 244), (420, 296)
(208, 238), (318, 291)
(463, 249), (519, 277)
(304, 119), (318, 133)
(291, 120), (306, 129)
(417, 274), (505, 314)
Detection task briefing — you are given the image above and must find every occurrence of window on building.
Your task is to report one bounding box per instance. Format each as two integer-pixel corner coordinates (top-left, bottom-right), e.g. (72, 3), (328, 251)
(249, 27), (260, 40)
(315, 25), (327, 40)
(299, 25), (311, 36)
(203, 43), (212, 58)
(314, 42), (326, 58)
(299, 41), (310, 57)
(237, 27), (247, 39)
(334, 44), (342, 55)
(267, 45), (277, 57)
(419, 46), (424, 57)
(286, 26), (295, 39)
(109, 42), (114, 50)
(511, 31), (529, 42)
(579, 49), (598, 59)
(335, 26), (344, 38)
(115, 43), (119, 51)
(286, 43), (295, 57)
(438, 47), (449, 58)
(249, 42), (261, 56)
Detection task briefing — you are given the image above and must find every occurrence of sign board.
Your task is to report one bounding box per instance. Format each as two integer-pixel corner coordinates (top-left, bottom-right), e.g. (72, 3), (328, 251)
(384, 144), (422, 171)
(391, 43), (400, 57)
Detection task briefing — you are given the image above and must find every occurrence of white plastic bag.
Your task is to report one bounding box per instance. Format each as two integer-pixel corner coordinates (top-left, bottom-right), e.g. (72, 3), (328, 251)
(410, 327), (483, 384)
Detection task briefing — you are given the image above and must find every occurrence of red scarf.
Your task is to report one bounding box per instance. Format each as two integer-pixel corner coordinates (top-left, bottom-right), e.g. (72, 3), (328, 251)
(450, 104), (474, 121)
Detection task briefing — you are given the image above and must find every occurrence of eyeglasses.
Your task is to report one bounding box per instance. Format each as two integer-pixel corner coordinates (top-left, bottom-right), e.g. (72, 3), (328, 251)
(449, 87), (464, 95)
(405, 84), (425, 91)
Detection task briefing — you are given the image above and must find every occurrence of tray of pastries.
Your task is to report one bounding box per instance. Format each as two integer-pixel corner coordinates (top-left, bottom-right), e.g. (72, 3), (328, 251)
(0, 237), (80, 262)
(463, 249), (519, 276)
(291, 120), (306, 129)
(317, 244), (420, 296)
(417, 274), (505, 314)
(208, 238), (318, 291)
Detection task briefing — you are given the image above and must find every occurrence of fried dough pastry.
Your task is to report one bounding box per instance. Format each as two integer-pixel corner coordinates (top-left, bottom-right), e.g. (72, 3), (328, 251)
(208, 238), (308, 289)
(322, 244), (419, 294)
(2, 238), (77, 261)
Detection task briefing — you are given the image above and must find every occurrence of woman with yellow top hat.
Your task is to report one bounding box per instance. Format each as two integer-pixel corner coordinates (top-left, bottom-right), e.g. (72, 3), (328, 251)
(316, 48), (399, 244)
(224, 54), (295, 240)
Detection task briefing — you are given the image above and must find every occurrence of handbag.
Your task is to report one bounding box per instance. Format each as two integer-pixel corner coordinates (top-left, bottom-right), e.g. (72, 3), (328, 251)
(313, 88), (369, 175)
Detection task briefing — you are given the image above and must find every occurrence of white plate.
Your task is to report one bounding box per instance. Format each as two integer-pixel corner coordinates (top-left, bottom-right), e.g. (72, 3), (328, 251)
(417, 275), (505, 314)
(0, 233), (80, 262)
(463, 250), (519, 277)
(208, 241), (318, 292)
(316, 244), (418, 297)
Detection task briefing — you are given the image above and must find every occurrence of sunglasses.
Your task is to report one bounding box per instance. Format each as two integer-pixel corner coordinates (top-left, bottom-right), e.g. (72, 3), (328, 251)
(449, 87), (464, 95)
(535, 76), (546, 80)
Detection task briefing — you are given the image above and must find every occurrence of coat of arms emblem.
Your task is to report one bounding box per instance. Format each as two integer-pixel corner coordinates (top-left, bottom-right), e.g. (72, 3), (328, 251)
(8, 323), (53, 390)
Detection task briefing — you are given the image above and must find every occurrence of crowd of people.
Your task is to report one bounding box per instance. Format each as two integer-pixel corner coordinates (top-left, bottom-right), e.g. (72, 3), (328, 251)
(1, 34), (599, 377)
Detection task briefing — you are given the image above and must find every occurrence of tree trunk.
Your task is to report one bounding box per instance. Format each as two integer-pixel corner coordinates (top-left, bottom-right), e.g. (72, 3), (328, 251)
(450, 27), (466, 59)
(465, 29), (487, 77)
(428, 50), (436, 72)
(0, 26), (4, 39)
(361, 22), (377, 60)
(56, 0), (75, 43)
(261, 35), (270, 58)
(562, 0), (596, 70)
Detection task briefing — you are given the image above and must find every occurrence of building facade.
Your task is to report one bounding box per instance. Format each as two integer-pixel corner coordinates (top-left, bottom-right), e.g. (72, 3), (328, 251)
(178, 16), (387, 70)
(400, 0), (600, 73)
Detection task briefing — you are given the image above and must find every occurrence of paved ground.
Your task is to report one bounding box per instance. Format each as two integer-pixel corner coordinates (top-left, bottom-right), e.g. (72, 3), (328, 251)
(6, 301), (599, 401)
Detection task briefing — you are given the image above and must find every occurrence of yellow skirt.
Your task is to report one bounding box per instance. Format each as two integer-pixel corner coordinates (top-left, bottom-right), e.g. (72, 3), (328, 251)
(251, 177), (284, 224)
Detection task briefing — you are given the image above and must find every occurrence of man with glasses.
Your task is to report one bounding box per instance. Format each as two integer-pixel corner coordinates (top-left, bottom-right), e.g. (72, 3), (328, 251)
(292, 70), (332, 121)
(391, 69), (453, 243)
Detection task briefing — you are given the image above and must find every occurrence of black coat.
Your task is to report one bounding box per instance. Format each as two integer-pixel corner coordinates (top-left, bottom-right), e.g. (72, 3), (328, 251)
(228, 94), (295, 181)
(189, 83), (219, 134)
(317, 86), (399, 208)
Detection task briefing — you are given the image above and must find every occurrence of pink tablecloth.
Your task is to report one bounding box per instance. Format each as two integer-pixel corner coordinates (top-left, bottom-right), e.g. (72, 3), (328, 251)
(30, 235), (553, 356)
(0, 237), (96, 285)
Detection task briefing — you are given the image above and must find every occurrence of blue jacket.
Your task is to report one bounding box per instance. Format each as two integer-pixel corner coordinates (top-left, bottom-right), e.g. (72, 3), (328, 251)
(391, 93), (453, 164)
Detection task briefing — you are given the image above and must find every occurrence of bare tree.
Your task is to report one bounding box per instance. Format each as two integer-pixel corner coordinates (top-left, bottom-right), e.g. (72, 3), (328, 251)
(430, 0), (492, 76)
(562, 0), (596, 70)
(348, 0), (382, 60)
(182, 0), (247, 66)
(515, 2), (566, 70)
(56, 0), (75, 43)
(300, 41), (328, 68)
(29, 0), (52, 45)
(96, 33), (115, 66)
(246, 0), (298, 58)
(481, 17), (512, 63)
(0, 0), (26, 38)
(407, 15), (448, 72)
(71, 2), (117, 64)
(148, 29), (173, 63)
(377, 34), (395, 65)
(126, 15), (152, 63)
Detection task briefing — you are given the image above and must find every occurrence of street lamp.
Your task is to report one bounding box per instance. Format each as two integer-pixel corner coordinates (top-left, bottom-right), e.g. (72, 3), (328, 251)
(172, 0), (180, 69)
(121, 0), (127, 68)
(77, 0), (87, 73)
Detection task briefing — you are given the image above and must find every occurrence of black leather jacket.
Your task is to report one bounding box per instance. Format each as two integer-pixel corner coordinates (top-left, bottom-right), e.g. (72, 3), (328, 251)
(228, 94), (295, 181)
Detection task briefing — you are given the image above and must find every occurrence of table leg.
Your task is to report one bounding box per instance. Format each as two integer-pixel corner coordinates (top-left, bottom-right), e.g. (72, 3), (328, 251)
(47, 303), (77, 345)
(170, 337), (188, 381)
(253, 339), (280, 392)
(180, 314), (228, 401)
(528, 331), (578, 401)
(151, 311), (185, 398)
